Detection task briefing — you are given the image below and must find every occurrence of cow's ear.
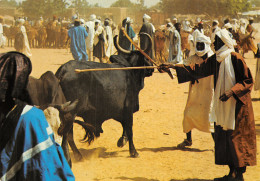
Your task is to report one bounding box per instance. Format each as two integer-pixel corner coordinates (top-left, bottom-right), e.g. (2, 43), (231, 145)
(110, 55), (131, 67)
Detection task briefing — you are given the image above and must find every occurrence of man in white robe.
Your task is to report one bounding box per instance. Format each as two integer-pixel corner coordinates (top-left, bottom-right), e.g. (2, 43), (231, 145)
(86, 14), (96, 61)
(168, 22), (182, 63)
(104, 18), (113, 60)
(177, 33), (215, 148)
(18, 19), (32, 57)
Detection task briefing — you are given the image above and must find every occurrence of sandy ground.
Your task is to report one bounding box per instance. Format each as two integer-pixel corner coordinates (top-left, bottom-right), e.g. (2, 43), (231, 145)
(1, 44), (260, 181)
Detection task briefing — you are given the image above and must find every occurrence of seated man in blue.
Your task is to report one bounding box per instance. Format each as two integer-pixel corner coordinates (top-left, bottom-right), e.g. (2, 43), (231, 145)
(0, 52), (75, 181)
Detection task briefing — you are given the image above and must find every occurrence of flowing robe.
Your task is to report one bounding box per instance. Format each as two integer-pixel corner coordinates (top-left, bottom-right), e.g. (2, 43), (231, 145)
(68, 26), (88, 61)
(0, 105), (74, 180)
(175, 52), (256, 167)
(139, 22), (155, 59)
(182, 54), (214, 133)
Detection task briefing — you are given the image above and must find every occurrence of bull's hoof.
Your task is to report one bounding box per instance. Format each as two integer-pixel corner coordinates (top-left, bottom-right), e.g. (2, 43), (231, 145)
(74, 153), (83, 161)
(117, 136), (128, 148)
(130, 151), (139, 158)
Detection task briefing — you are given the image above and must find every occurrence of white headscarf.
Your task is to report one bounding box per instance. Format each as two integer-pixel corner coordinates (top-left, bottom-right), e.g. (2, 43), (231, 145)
(143, 14), (151, 23)
(210, 29), (236, 130)
(195, 33), (212, 57)
(90, 14), (96, 21)
(18, 18), (25, 25)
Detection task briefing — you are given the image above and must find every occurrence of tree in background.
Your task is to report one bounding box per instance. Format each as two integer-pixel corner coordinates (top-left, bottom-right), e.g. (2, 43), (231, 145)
(159, 0), (252, 16)
(21, 0), (46, 19)
(0, 0), (17, 7)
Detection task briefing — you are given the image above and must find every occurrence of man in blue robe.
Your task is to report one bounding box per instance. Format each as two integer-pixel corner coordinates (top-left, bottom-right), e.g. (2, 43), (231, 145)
(68, 19), (88, 61)
(0, 52), (75, 181)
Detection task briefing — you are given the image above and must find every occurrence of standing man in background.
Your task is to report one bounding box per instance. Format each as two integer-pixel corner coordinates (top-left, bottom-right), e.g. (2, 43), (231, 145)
(86, 14), (96, 61)
(139, 14), (155, 59)
(68, 18), (88, 61)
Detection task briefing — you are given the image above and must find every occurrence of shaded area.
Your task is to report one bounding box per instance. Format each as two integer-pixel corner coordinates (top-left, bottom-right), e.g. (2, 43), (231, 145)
(170, 179), (212, 181)
(137, 146), (213, 153)
(116, 177), (159, 181)
(70, 147), (120, 161)
(255, 123), (260, 135)
(251, 98), (260, 101)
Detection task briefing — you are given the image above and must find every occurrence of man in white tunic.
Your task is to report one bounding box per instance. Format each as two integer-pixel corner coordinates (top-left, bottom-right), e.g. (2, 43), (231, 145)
(104, 18), (113, 60)
(86, 14), (96, 61)
(177, 33), (215, 148)
(18, 19), (32, 57)
(168, 22), (182, 63)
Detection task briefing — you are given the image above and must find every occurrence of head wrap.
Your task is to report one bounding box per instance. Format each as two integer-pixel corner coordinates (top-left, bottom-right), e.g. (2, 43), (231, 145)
(126, 17), (131, 24)
(215, 29), (236, 51)
(80, 19), (85, 24)
(90, 14), (96, 21)
(143, 14), (151, 23)
(213, 20), (219, 25)
(18, 19), (25, 25)
(195, 34), (212, 57)
(210, 29), (236, 130)
(0, 52), (32, 102)
(224, 23), (232, 30)
(71, 14), (77, 21)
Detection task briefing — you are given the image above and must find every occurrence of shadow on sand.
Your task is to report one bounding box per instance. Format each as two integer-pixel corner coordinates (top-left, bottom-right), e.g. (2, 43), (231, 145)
(136, 146), (213, 153)
(170, 179), (212, 181)
(116, 177), (159, 181)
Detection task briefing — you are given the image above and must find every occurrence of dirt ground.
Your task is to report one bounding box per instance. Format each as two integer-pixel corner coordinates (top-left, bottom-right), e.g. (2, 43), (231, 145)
(1, 43), (260, 181)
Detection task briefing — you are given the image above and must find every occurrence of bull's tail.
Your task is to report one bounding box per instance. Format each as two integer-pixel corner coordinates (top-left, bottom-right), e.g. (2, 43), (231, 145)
(74, 120), (96, 145)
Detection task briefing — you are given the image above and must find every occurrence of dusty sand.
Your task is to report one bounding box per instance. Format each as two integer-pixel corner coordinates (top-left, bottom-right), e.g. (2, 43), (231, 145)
(1, 45), (259, 181)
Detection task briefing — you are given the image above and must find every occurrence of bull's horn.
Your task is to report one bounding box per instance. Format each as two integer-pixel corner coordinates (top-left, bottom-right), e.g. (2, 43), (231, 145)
(55, 99), (79, 113)
(139, 32), (153, 53)
(115, 35), (131, 54)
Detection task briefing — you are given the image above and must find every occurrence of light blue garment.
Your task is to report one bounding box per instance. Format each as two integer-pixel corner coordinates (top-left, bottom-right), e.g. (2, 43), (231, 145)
(68, 26), (88, 61)
(168, 30), (183, 63)
(0, 106), (75, 181)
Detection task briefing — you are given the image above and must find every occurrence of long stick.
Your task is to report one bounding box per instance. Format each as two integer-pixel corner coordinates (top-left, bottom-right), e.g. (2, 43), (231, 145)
(121, 27), (159, 66)
(75, 66), (158, 73)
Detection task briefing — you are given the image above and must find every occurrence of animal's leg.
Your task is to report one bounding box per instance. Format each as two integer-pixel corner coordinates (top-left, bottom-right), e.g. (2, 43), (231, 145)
(61, 134), (72, 167)
(117, 124), (128, 148)
(67, 126), (83, 161)
(125, 113), (139, 157)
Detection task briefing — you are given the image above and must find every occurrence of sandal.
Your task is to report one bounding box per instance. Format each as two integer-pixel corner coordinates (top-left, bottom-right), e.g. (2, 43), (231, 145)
(177, 139), (192, 148)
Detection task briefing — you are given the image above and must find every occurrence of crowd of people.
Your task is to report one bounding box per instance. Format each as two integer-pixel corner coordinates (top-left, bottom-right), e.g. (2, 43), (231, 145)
(0, 12), (259, 181)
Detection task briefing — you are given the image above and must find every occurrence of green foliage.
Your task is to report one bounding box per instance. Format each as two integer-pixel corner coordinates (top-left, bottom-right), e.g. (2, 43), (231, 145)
(160, 0), (252, 16)
(110, 0), (136, 7)
(0, 0), (17, 7)
(21, 0), (70, 19)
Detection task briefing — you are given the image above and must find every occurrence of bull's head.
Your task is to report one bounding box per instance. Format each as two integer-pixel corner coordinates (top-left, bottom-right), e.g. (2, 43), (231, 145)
(114, 32), (154, 77)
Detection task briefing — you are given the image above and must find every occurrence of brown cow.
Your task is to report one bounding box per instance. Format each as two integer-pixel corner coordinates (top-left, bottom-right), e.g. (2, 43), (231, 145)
(26, 26), (38, 48)
(154, 30), (167, 64)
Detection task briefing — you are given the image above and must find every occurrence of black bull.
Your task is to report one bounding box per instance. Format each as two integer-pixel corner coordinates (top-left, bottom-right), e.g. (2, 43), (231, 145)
(55, 34), (154, 159)
(27, 71), (95, 165)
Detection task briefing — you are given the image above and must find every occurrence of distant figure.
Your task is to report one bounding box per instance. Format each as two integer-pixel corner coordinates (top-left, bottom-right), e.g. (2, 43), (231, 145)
(15, 19), (32, 57)
(104, 18), (113, 60)
(86, 14), (96, 61)
(93, 20), (106, 63)
(211, 20), (221, 42)
(139, 14), (155, 59)
(244, 17), (257, 55)
(168, 22), (182, 63)
(119, 17), (136, 53)
(68, 18), (88, 61)
(0, 16), (4, 48)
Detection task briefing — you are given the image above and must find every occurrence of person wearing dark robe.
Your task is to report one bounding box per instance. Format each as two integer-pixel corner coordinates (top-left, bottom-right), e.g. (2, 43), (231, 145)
(118, 17), (136, 53)
(139, 14), (155, 59)
(0, 52), (75, 180)
(93, 20), (106, 63)
(159, 29), (256, 181)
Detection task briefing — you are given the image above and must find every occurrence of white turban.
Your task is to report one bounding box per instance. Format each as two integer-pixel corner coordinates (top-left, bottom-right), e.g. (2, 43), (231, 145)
(90, 14), (96, 21)
(215, 29), (236, 50)
(18, 19), (25, 25)
(224, 23), (232, 29)
(80, 19), (85, 24)
(126, 17), (131, 24)
(94, 19), (101, 24)
(195, 33), (212, 57)
(143, 14), (151, 22)
(213, 20), (219, 25)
